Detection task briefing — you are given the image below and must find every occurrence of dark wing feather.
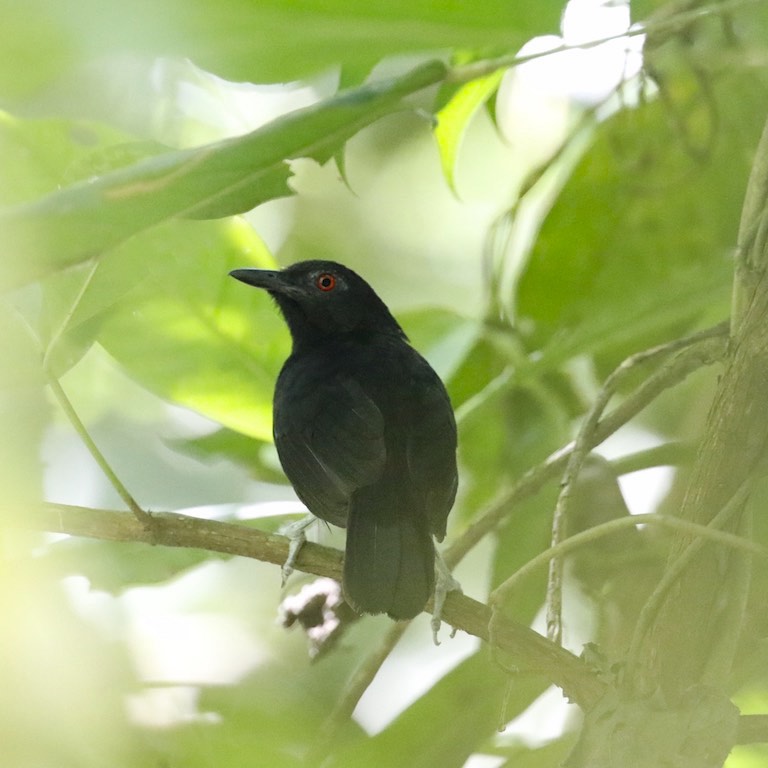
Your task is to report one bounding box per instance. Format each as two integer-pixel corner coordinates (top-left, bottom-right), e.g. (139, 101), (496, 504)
(274, 371), (386, 527)
(405, 361), (458, 541)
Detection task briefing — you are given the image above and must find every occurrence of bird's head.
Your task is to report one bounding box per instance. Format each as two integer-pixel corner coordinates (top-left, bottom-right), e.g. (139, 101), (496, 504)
(230, 260), (406, 345)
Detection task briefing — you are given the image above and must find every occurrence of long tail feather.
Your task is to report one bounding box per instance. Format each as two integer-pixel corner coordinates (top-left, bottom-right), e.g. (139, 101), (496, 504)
(343, 487), (434, 620)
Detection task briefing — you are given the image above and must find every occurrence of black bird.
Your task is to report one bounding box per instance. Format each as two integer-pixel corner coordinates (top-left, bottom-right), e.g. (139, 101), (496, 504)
(230, 260), (458, 620)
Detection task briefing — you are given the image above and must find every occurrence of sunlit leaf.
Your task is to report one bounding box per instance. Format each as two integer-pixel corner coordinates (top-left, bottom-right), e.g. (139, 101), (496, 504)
(330, 651), (544, 768)
(172, 428), (284, 484)
(434, 69), (505, 194)
(97, 217), (281, 440)
(0, 60), (447, 290)
(0, 303), (47, 515)
(0, 112), (132, 206)
(0, 0), (563, 97)
(515, 79), (764, 372)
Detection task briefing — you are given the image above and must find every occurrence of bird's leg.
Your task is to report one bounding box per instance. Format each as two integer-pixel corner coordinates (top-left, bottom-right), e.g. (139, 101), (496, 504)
(431, 547), (462, 645)
(278, 514), (317, 585)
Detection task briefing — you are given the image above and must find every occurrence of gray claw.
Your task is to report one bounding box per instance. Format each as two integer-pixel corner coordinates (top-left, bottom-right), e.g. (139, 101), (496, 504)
(432, 548), (462, 645)
(278, 514), (316, 585)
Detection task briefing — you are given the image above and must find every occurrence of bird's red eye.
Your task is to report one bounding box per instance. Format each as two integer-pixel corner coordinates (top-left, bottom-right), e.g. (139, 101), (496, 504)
(316, 273), (336, 291)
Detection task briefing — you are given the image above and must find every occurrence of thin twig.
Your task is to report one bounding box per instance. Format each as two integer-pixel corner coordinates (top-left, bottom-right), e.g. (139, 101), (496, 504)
(609, 440), (696, 476)
(46, 377), (153, 528)
(41, 259), (99, 373)
(444, 327), (728, 571)
(14, 295), (153, 529)
(446, 0), (763, 84)
(491, 509), (767, 610)
(308, 622), (409, 765)
(544, 327), (726, 645)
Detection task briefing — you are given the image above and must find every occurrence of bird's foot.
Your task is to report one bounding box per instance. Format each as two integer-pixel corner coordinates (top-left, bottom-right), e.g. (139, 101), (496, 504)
(431, 550), (462, 645)
(278, 514), (316, 586)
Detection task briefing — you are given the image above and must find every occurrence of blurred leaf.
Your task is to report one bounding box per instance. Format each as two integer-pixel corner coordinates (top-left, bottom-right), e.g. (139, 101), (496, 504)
(0, 303), (47, 515)
(0, 0), (563, 100)
(452, 329), (569, 518)
(0, 112), (133, 207)
(434, 69), (505, 194)
(516, 107), (734, 367)
(516, 25), (768, 373)
(0, 114), (172, 374)
(0, 1), (77, 101)
(41, 213), (269, 381)
(498, 734), (577, 767)
(0, 562), (139, 768)
(328, 651), (543, 768)
(459, 381), (567, 515)
(96, 217), (281, 440)
(0, 60), (446, 290)
(491, 485), (558, 622)
(44, 538), (220, 592)
(400, 307), (480, 382)
(172, 428), (285, 484)
(150, 645), (374, 768)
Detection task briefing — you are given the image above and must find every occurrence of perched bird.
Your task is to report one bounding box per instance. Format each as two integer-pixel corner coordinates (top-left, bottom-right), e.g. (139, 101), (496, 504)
(230, 260), (458, 620)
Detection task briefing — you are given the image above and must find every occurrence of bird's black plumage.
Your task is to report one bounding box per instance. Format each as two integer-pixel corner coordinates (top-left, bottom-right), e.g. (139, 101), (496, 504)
(230, 260), (457, 619)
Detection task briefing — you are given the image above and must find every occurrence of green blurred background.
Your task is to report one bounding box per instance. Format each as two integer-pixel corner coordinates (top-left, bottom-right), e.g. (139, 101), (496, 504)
(3, 0), (768, 766)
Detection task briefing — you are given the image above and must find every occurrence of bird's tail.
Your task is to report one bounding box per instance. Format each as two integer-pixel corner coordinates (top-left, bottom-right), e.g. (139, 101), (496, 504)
(343, 488), (434, 620)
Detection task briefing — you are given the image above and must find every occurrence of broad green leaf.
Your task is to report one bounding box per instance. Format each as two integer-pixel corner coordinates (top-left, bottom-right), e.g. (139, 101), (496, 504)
(0, 112), (134, 207)
(329, 651), (544, 768)
(42, 538), (221, 593)
(0, 303), (47, 515)
(41, 214), (263, 378)
(434, 69), (505, 194)
(0, 1), (76, 101)
(0, 0), (563, 100)
(399, 307), (480, 382)
(172, 428), (284, 484)
(515, 84), (763, 372)
(0, 60), (447, 291)
(515, 2), (768, 372)
(497, 735), (577, 767)
(491, 485), (559, 619)
(0, 113), (170, 373)
(451, 327), (570, 521)
(95, 217), (281, 440)
(170, 428), (285, 483)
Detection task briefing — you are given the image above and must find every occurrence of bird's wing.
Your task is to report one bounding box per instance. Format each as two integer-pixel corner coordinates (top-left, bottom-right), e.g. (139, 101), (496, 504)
(274, 376), (386, 526)
(405, 365), (458, 542)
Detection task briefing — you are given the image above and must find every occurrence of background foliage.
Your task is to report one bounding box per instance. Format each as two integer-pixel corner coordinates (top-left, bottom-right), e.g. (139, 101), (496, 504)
(3, 0), (768, 766)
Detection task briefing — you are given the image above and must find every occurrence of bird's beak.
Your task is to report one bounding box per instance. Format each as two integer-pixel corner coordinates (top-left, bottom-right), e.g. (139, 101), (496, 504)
(229, 268), (283, 291)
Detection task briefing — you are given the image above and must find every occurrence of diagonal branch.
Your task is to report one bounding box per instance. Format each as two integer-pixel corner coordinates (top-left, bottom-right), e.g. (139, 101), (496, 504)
(28, 501), (768, 745)
(444, 327), (727, 570)
(33, 501), (604, 709)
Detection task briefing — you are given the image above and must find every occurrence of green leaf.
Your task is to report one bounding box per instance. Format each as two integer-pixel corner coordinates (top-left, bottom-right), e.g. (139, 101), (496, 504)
(0, 0), (563, 98)
(0, 112), (134, 207)
(399, 307), (480, 382)
(0, 60), (447, 291)
(515, 84), (763, 372)
(171, 428), (285, 484)
(434, 68), (505, 194)
(0, 303), (47, 515)
(329, 651), (545, 768)
(95, 217), (281, 440)
(451, 327), (570, 520)
(514, 2), (768, 373)
(43, 538), (221, 592)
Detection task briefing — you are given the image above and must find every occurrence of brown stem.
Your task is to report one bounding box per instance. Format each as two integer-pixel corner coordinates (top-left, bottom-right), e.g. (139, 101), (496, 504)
(33, 502), (602, 709)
